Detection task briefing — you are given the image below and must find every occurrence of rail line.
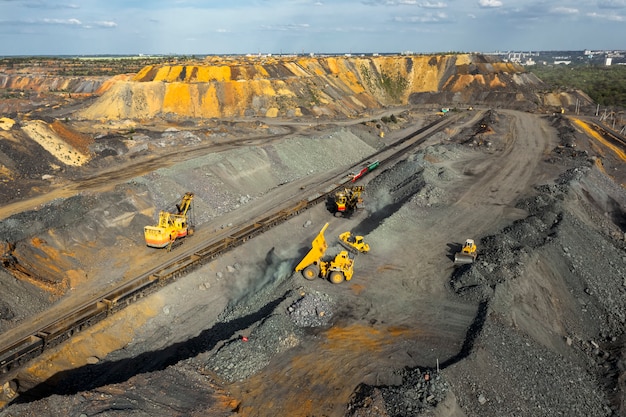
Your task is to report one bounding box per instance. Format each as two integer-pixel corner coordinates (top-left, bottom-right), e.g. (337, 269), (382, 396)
(0, 112), (463, 399)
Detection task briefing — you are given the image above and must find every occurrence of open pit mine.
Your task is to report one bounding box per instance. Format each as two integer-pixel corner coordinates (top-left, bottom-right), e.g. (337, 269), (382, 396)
(0, 53), (625, 417)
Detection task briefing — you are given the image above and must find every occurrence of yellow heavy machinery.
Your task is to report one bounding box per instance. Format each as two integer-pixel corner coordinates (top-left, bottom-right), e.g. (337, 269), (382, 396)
(334, 185), (364, 217)
(144, 192), (194, 251)
(338, 231), (370, 254)
(295, 222), (355, 284)
(454, 239), (477, 265)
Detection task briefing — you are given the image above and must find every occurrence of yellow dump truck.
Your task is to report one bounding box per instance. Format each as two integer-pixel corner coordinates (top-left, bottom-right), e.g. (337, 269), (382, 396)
(295, 223), (355, 284)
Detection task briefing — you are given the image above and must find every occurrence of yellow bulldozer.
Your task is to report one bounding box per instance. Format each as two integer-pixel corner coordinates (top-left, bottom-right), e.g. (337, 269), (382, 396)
(338, 231), (370, 254)
(144, 192), (194, 251)
(454, 239), (477, 265)
(295, 222), (355, 284)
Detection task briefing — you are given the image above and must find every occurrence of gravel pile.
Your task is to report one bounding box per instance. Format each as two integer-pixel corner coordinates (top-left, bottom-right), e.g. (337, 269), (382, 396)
(206, 313), (303, 383)
(205, 284), (339, 383)
(348, 368), (450, 417)
(366, 154), (427, 213)
(446, 318), (613, 417)
(287, 290), (334, 327)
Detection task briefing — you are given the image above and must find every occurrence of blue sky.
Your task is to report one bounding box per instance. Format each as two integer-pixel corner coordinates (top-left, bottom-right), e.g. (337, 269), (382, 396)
(1, 0), (624, 56)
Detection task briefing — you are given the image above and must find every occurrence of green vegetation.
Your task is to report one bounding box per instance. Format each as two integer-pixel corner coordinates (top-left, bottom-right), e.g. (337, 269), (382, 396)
(360, 65), (372, 86)
(379, 70), (408, 101)
(528, 65), (626, 108)
(358, 65), (408, 101)
(381, 114), (397, 123)
(306, 82), (321, 106)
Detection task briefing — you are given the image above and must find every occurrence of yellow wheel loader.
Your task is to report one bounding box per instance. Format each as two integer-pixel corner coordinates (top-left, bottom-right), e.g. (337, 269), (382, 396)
(295, 223), (355, 284)
(144, 192), (194, 251)
(454, 239), (477, 265)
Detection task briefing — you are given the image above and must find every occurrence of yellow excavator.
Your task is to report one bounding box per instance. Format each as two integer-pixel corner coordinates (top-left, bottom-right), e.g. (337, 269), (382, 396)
(454, 239), (477, 264)
(144, 192), (194, 251)
(295, 223), (355, 284)
(334, 185), (364, 217)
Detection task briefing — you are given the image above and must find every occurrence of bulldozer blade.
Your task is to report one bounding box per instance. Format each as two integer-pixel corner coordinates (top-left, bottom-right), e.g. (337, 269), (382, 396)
(454, 254), (475, 265)
(338, 240), (361, 254)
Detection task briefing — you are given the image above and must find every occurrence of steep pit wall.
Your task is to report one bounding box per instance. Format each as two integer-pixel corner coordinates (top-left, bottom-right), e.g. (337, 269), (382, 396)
(75, 54), (544, 121)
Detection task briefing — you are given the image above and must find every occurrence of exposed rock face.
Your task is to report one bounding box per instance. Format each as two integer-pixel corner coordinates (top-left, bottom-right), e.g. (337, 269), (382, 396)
(0, 73), (126, 96)
(75, 54), (547, 120)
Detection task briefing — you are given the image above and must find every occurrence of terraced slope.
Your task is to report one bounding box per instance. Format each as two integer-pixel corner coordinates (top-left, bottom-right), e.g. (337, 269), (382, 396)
(75, 54), (545, 120)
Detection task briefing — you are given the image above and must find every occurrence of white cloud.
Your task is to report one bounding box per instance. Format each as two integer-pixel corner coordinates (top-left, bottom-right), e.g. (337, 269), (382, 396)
(0, 1), (622, 56)
(41, 17), (81, 25)
(394, 11), (450, 22)
(94, 21), (117, 28)
(420, 1), (447, 8)
(260, 23), (311, 31)
(551, 7), (578, 15)
(23, 2), (79, 9)
(587, 11), (626, 20)
(478, 0), (502, 8)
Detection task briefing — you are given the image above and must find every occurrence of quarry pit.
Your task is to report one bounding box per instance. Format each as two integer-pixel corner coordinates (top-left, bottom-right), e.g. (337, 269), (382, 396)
(0, 54), (626, 417)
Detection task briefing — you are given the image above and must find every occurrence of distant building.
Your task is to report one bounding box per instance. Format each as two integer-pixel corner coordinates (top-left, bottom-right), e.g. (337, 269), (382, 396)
(605, 57), (612, 66)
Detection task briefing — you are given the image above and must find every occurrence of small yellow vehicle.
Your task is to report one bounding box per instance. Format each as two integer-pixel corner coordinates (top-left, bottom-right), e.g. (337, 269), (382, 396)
(454, 239), (477, 264)
(338, 231), (370, 254)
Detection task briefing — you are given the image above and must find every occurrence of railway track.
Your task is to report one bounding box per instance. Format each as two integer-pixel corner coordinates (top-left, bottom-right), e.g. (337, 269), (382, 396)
(0, 112), (464, 403)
